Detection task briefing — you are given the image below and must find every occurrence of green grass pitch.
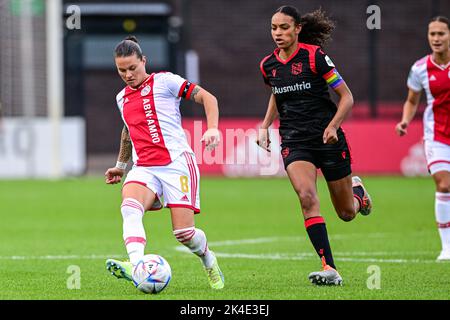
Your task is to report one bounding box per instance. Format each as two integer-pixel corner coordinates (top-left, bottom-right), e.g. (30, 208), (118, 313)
(0, 176), (449, 300)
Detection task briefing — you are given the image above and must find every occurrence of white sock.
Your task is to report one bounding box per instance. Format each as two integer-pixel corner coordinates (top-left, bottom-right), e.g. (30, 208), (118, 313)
(173, 227), (215, 268)
(435, 192), (450, 252)
(121, 198), (146, 265)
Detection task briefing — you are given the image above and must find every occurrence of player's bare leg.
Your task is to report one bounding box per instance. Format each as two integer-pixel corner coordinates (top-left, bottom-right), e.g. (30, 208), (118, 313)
(326, 175), (358, 221)
(171, 208), (224, 289)
(432, 171), (450, 261)
(327, 174), (373, 220)
(286, 161), (341, 285)
(286, 161), (321, 220)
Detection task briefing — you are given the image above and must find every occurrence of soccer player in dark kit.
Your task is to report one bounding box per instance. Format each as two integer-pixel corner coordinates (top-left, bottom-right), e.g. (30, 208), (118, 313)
(257, 5), (373, 286)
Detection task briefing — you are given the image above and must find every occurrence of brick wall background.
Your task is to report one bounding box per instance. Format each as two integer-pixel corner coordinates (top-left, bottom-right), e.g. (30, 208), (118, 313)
(2, 0), (448, 156)
(184, 0), (449, 117)
(61, 0), (450, 121)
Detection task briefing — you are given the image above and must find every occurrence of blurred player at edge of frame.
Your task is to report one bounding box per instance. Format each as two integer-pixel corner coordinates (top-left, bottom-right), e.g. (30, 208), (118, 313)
(257, 5), (373, 285)
(104, 36), (224, 289)
(396, 16), (450, 261)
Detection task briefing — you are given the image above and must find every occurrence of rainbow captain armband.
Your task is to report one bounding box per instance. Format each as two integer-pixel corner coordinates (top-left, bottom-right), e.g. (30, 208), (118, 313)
(323, 68), (344, 89)
(115, 161), (128, 170)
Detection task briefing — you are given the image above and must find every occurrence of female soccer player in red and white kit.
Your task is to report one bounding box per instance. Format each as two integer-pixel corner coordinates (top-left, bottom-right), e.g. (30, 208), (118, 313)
(396, 16), (450, 261)
(104, 36), (224, 289)
(257, 6), (373, 285)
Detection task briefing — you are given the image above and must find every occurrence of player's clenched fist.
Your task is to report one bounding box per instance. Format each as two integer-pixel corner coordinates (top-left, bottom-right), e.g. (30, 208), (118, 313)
(201, 128), (220, 151)
(395, 121), (408, 136)
(105, 167), (125, 184)
(256, 128), (271, 152)
(323, 126), (338, 144)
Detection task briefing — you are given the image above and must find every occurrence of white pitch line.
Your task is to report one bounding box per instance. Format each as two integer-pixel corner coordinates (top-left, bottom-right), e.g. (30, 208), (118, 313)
(174, 247), (439, 264)
(333, 251), (435, 256)
(329, 233), (388, 240)
(211, 252), (439, 264)
(207, 235), (436, 256)
(0, 254), (124, 261)
(207, 237), (281, 246)
(0, 233), (439, 264)
(207, 233), (388, 247)
(0, 252), (440, 264)
(175, 234), (441, 264)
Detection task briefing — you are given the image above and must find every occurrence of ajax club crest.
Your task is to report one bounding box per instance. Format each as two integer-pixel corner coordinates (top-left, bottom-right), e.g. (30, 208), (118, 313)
(141, 85), (151, 96)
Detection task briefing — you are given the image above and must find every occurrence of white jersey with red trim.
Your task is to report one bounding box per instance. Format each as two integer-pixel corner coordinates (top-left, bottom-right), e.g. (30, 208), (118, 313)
(116, 72), (196, 166)
(407, 55), (450, 145)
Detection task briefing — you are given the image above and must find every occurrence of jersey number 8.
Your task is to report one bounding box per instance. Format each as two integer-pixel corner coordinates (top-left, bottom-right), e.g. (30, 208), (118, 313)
(180, 176), (189, 193)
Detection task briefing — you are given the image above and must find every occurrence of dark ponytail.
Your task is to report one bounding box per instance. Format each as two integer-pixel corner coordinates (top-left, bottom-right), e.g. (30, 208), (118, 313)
(275, 6), (335, 47)
(114, 35), (143, 60)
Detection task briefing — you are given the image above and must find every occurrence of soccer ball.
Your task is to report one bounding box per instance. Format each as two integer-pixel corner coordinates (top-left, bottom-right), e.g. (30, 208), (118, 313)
(132, 254), (172, 294)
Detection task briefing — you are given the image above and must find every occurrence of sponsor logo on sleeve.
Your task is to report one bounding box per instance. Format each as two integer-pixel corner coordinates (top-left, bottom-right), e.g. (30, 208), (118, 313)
(325, 55), (335, 67)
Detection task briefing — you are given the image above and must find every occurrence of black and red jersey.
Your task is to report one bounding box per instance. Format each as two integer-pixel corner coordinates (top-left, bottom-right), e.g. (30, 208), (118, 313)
(260, 42), (346, 146)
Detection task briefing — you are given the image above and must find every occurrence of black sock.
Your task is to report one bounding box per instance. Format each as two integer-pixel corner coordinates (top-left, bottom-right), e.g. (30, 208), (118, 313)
(305, 216), (336, 269)
(353, 186), (364, 211)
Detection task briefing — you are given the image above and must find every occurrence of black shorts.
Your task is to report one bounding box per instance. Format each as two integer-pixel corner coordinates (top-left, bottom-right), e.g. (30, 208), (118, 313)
(281, 136), (352, 182)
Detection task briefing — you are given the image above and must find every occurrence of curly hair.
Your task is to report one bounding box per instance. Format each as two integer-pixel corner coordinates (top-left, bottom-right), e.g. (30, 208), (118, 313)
(275, 6), (335, 47)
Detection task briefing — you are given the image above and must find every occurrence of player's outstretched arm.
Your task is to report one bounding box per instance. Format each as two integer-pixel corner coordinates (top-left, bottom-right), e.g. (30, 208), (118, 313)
(395, 89), (421, 137)
(257, 93), (278, 152)
(105, 125), (132, 184)
(190, 86), (220, 151)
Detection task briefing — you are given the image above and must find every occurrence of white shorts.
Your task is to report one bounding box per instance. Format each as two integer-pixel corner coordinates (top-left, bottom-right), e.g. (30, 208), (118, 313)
(123, 151), (200, 213)
(424, 140), (450, 175)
